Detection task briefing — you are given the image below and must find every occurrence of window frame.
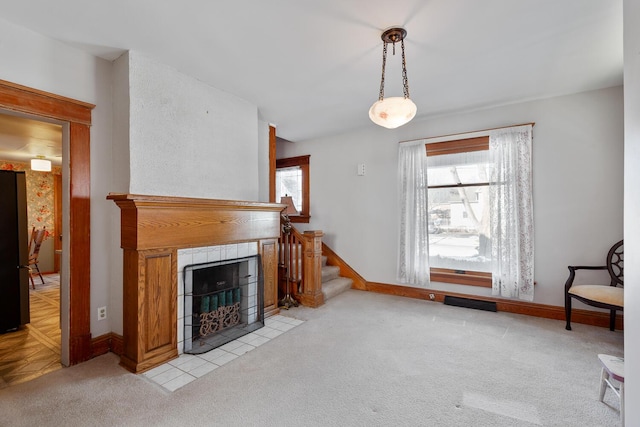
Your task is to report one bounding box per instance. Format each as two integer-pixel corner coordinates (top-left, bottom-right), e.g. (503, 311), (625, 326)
(426, 136), (491, 287)
(276, 155), (310, 223)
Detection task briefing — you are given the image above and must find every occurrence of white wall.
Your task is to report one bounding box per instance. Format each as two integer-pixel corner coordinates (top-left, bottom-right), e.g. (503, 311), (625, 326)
(624, 0), (639, 423)
(109, 52), (131, 335)
(0, 18), (115, 345)
(126, 51), (259, 201)
(279, 86), (624, 308)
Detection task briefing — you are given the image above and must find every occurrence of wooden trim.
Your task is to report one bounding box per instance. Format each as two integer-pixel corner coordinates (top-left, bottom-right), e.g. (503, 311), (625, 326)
(269, 125), (276, 203)
(301, 162), (309, 218)
(260, 239), (280, 317)
(276, 155), (310, 168)
(400, 122), (535, 144)
(322, 242), (367, 290)
(91, 332), (124, 358)
(0, 80), (94, 366)
(110, 333), (124, 356)
(54, 174), (62, 272)
(69, 122), (92, 364)
(430, 268), (492, 288)
(426, 136), (489, 156)
(275, 155), (310, 219)
(109, 194), (284, 372)
(91, 334), (111, 357)
(107, 193), (285, 250)
(289, 214), (311, 223)
(364, 282), (623, 330)
(0, 79), (94, 125)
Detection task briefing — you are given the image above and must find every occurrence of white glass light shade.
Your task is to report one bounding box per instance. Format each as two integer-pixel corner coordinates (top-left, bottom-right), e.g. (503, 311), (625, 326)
(31, 157), (52, 172)
(369, 97), (417, 129)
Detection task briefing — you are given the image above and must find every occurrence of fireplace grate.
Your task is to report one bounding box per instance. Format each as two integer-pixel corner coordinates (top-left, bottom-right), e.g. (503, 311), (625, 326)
(183, 255), (264, 354)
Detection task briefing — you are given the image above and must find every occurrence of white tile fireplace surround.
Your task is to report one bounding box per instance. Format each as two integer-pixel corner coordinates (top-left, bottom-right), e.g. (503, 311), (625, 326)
(177, 242), (260, 354)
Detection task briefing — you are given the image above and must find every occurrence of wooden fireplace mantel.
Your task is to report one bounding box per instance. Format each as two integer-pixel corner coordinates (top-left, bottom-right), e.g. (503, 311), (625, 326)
(108, 193), (284, 373)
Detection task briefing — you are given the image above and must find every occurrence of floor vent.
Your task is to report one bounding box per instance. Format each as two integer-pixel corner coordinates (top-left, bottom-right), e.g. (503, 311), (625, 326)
(443, 296), (497, 312)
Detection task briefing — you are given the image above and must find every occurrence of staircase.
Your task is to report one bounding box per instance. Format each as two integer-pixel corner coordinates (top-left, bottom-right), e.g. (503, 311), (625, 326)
(278, 215), (354, 306)
(320, 256), (353, 301)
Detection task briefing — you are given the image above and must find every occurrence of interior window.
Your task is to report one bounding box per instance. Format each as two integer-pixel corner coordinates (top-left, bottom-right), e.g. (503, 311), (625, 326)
(275, 155), (310, 223)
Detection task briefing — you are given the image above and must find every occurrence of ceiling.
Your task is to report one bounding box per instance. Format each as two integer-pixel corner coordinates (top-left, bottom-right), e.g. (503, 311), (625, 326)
(0, 112), (62, 165)
(0, 0), (623, 143)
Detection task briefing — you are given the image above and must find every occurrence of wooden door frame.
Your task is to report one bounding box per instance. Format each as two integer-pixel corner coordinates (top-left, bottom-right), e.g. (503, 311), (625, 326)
(0, 79), (94, 365)
(269, 125), (276, 203)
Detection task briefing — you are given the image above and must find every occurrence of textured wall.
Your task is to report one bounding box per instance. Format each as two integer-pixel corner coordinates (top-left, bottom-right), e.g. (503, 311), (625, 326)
(127, 51), (260, 201)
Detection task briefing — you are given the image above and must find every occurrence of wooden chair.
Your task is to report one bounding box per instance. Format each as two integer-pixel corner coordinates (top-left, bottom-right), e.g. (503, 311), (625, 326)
(28, 226), (46, 289)
(564, 240), (623, 331)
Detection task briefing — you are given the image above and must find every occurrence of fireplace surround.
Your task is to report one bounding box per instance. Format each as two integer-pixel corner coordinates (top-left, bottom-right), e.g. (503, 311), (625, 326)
(108, 193), (283, 373)
(182, 254), (264, 354)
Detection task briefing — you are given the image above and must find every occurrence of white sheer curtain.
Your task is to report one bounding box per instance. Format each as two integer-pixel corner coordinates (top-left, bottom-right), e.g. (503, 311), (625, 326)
(398, 142), (430, 286)
(489, 125), (534, 301)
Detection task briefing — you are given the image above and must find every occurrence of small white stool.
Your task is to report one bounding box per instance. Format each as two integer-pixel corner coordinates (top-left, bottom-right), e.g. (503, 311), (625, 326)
(598, 354), (624, 425)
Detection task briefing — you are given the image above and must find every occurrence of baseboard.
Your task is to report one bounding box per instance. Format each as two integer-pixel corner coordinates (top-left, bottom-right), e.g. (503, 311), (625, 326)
(322, 243), (367, 290)
(364, 281), (624, 330)
(91, 332), (124, 358)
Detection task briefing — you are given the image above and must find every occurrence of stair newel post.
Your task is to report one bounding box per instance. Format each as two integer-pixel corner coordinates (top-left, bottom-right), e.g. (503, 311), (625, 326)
(299, 230), (325, 307)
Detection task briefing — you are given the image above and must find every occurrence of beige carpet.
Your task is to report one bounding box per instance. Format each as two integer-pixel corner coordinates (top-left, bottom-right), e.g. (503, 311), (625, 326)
(0, 289), (623, 426)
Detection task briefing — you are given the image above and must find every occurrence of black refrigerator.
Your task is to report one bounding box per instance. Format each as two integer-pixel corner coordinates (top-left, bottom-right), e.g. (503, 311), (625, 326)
(0, 170), (30, 332)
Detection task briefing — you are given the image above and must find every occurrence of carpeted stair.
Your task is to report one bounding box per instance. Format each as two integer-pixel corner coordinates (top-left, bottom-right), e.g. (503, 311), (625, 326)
(320, 256), (352, 301)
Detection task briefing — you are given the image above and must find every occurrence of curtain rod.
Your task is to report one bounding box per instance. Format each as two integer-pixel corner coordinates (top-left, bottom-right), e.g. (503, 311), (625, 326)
(399, 122), (535, 144)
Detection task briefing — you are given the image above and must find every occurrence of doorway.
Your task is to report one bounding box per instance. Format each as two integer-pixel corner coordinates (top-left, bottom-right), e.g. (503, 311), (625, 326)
(0, 79), (94, 367)
(0, 115), (64, 386)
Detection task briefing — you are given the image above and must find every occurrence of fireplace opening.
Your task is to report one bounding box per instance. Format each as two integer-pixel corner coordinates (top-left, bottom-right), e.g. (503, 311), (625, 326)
(183, 255), (264, 354)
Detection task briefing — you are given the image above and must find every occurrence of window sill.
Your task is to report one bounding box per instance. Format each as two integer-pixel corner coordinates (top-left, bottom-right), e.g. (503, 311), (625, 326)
(288, 215), (310, 224)
(430, 268), (491, 288)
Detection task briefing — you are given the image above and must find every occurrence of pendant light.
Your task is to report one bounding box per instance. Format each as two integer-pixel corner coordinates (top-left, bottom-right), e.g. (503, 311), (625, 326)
(369, 27), (417, 129)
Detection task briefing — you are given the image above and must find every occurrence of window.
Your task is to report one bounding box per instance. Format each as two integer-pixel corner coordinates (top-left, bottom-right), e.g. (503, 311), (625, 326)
(276, 155), (310, 223)
(426, 137), (492, 287)
(399, 125), (533, 299)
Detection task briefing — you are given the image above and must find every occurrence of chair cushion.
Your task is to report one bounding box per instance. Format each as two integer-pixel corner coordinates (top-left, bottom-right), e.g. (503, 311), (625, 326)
(569, 285), (624, 308)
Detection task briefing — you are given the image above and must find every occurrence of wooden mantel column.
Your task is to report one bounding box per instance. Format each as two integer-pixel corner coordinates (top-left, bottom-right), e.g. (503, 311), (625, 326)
(108, 193), (284, 373)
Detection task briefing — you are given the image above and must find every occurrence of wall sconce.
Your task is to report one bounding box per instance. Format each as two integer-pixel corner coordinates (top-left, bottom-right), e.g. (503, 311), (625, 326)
(31, 155), (52, 172)
(369, 27), (417, 129)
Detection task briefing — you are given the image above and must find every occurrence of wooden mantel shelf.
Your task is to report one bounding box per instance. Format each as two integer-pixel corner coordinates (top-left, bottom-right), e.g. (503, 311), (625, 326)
(108, 193), (285, 373)
(107, 193), (285, 250)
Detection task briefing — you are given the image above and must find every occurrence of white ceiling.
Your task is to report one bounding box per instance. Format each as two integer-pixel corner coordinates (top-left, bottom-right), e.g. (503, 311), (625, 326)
(0, 0), (623, 143)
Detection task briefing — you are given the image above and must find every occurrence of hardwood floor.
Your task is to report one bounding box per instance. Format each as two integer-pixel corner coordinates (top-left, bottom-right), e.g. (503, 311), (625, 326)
(0, 274), (61, 389)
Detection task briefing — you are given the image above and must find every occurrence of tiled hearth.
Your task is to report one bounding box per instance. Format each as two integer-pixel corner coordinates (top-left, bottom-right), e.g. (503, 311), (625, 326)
(143, 314), (303, 392)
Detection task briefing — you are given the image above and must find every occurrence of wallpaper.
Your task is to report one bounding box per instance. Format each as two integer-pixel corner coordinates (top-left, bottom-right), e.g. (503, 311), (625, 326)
(1, 160), (61, 240)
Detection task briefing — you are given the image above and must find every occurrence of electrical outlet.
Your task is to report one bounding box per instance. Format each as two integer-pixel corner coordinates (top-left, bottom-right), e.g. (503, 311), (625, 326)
(428, 293), (436, 301)
(97, 306), (107, 321)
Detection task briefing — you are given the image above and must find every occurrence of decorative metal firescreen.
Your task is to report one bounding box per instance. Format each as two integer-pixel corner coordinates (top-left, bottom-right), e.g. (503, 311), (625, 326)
(183, 255), (264, 354)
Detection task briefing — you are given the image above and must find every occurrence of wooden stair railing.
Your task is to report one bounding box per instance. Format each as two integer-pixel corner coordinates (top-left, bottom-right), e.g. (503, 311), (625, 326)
(279, 214), (324, 308)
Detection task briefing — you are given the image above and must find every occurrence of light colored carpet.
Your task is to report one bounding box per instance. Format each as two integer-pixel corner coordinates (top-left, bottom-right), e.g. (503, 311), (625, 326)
(0, 289), (623, 426)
